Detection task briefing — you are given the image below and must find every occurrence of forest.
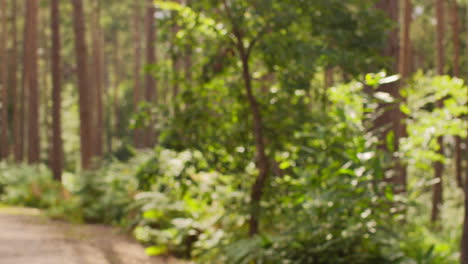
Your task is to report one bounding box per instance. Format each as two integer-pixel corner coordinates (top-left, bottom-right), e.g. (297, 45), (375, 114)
(1, 0), (468, 263)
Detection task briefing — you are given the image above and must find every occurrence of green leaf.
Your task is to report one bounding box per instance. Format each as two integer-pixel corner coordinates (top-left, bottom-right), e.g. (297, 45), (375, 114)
(279, 161), (291, 170)
(145, 245), (168, 256)
(143, 209), (163, 220)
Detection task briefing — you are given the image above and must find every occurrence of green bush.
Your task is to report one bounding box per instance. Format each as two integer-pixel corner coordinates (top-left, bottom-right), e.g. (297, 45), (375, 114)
(0, 163), (61, 208)
(0, 163), (82, 222)
(69, 152), (153, 226)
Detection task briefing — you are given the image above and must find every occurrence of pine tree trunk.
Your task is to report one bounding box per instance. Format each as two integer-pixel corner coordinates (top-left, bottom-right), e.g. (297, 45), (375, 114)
(171, 0), (181, 101)
(184, 0), (193, 85)
(323, 67), (334, 109)
(0, 0), (9, 160)
(431, 0), (445, 223)
(144, 0), (157, 147)
(40, 7), (50, 167)
(11, 0), (21, 162)
(113, 33), (120, 146)
(91, 0), (104, 157)
(26, 0), (40, 164)
(462, 115), (468, 263)
(462, 176), (468, 264)
(452, 0), (463, 189)
(71, 0), (93, 170)
(456, 1), (468, 262)
(133, 2), (144, 148)
(50, 0), (63, 181)
(395, 0), (412, 192)
(20, 0), (28, 163)
(462, 138), (468, 264)
(375, 0), (403, 190)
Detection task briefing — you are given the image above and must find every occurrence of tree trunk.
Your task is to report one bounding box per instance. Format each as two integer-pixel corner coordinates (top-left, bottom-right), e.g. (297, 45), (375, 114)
(133, 2), (144, 148)
(323, 67), (334, 110)
(11, 0), (21, 162)
(113, 33), (121, 147)
(375, 0), (402, 190)
(462, 172), (468, 264)
(431, 0), (445, 223)
(0, 0), (9, 160)
(462, 81), (468, 262)
(144, 0), (157, 147)
(91, 0), (104, 157)
(373, 0), (399, 147)
(395, 0), (412, 193)
(184, 0), (192, 85)
(50, 0), (63, 181)
(40, 6), (50, 167)
(71, 0), (93, 170)
(20, 0), (28, 162)
(234, 38), (270, 236)
(171, 0), (181, 101)
(25, 0), (40, 164)
(462, 54), (468, 263)
(452, 0), (463, 189)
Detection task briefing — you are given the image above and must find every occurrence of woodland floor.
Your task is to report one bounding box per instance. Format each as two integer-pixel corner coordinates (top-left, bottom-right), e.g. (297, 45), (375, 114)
(0, 207), (182, 264)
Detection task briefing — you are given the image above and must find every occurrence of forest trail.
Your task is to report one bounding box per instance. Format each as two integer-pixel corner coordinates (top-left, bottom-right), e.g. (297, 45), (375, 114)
(0, 207), (180, 264)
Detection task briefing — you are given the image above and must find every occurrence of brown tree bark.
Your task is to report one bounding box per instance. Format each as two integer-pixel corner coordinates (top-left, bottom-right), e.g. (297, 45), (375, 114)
(374, 0), (399, 145)
(463, 62), (468, 262)
(171, 0), (181, 100)
(399, 0), (412, 81)
(91, 0), (104, 157)
(222, 0), (270, 236)
(184, 0), (193, 85)
(395, 0), (412, 192)
(50, 0), (63, 180)
(375, 0), (403, 191)
(11, 0), (21, 162)
(462, 171), (468, 264)
(20, 0), (29, 162)
(323, 67), (334, 110)
(25, 0), (40, 164)
(0, 0), (9, 160)
(133, 1), (145, 148)
(238, 45), (270, 237)
(452, 0), (463, 189)
(113, 33), (121, 148)
(71, 0), (93, 170)
(144, 0), (157, 147)
(456, 1), (468, 262)
(431, 0), (445, 223)
(40, 6), (50, 167)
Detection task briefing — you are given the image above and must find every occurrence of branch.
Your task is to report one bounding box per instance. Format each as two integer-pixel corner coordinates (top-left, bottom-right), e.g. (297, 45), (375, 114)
(246, 25), (269, 57)
(222, 0), (244, 51)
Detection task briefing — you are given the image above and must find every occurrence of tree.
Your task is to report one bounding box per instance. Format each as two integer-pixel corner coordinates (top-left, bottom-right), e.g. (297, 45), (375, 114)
(431, 0), (445, 223)
(375, 0), (406, 191)
(171, 0), (181, 101)
(452, 0), (463, 189)
(91, 0), (104, 157)
(133, 1), (144, 148)
(71, 0), (93, 170)
(0, 0), (9, 160)
(50, 0), (63, 180)
(25, 0), (40, 163)
(220, 0), (271, 236)
(144, 0), (157, 147)
(396, 0), (412, 192)
(11, 0), (21, 162)
(453, 0), (468, 261)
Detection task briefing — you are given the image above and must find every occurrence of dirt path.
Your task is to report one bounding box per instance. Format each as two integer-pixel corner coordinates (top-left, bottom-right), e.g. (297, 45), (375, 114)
(0, 207), (182, 264)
